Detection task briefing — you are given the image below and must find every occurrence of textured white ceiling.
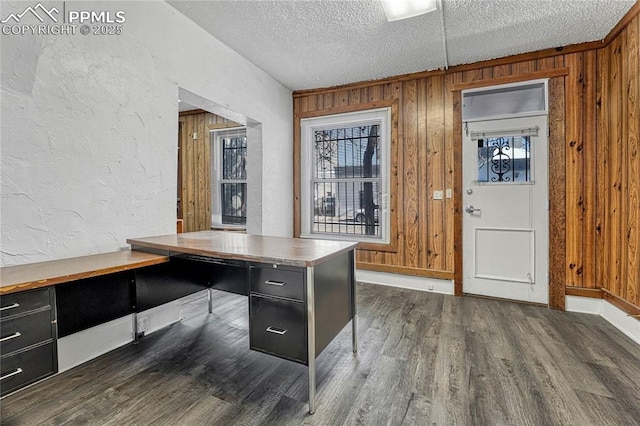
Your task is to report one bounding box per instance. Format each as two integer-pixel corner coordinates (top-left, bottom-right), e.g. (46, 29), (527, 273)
(168, 0), (635, 91)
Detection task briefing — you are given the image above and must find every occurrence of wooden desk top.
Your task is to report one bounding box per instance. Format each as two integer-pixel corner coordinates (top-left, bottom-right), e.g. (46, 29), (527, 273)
(0, 250), (169, 295)
(127, 231), (358, 268)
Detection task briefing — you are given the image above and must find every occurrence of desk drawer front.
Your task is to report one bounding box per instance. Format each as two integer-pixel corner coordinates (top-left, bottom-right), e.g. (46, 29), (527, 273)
(250, 295), (307, 364)
(250, 266), (304, 301)
(1, 309), (53, 355)
(0, 342), (55, 397)
(0, 288), (50, 319)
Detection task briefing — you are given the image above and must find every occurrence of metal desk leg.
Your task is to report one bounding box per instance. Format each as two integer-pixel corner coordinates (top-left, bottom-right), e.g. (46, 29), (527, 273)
(132, 312), (139, 344)
(208, 288), (213, 314)
(306, 267), (316, 414)
(351, 250), (358, 354)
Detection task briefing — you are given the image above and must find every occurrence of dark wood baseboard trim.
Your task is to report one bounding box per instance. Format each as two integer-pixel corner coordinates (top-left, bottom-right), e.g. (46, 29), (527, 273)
(356, 262), (454, 280)
(565, 286), (602, 298)
(565, 286), (640, 318)
(601, 289), (640, 318)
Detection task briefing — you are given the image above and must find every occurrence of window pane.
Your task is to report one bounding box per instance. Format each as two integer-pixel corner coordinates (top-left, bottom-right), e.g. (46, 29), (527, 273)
(222, 136), (247, 180)
(312, 181), (380, 237)
(311, 124), (381, 238)
(301, 108), (389, 243)
(314, 125), (380, 180)
(221, 182), (246, 225)
(477, 136), (530, 183)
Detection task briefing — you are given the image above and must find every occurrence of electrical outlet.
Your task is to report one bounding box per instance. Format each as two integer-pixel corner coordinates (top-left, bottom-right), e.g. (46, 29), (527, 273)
(139, 317), (149, 332)
(433, 190), (443, 200)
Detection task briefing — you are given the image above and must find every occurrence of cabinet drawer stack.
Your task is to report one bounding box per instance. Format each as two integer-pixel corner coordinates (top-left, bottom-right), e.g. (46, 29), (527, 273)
(1, 288), (57, 397)
(249, 263), (307, 364)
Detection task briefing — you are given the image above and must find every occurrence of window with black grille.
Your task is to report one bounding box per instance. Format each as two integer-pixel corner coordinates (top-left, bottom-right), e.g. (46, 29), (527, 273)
(212, 129), (247, 226)
(300, 108), (390, 243)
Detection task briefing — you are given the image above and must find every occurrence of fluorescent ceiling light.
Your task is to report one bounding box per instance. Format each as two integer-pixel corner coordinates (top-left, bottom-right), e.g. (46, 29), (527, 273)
(381, 0), (437, 22)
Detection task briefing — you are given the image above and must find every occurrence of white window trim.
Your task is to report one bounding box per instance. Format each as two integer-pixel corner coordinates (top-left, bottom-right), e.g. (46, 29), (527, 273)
(300, 108), (391, 244)
(211, 127), (247, 228)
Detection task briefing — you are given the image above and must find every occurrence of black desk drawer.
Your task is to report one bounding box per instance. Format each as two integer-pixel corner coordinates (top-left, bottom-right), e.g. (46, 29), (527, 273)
(1, 309), (53, 355)
(0, 288), (50, 319)
(1, 342), (55, 396)
(250, 295), (307, 364)
(250, 266), (304, 301)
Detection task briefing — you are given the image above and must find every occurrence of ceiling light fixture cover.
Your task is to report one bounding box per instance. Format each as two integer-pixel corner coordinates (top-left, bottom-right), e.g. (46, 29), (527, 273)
(381, 0), (438, 22)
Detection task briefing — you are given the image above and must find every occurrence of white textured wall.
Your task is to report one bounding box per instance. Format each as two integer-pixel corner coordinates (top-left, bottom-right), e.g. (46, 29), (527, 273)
(0, 1), (293, 266)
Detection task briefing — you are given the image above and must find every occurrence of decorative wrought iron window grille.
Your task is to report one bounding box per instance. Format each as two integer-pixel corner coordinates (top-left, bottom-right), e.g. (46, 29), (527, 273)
(477, 136), (531, 183)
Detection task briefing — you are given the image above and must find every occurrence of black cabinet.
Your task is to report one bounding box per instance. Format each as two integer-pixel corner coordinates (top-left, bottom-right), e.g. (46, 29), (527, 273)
(249, 263), (307, 364)
(249, 293), (306, 363)
(249, 264), (304, 301)
(0, 287), (57, 397)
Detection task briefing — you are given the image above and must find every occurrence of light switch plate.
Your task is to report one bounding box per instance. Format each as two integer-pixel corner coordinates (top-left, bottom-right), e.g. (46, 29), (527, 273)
(433, 190), (443, 200)
(446, 189), (452, 198)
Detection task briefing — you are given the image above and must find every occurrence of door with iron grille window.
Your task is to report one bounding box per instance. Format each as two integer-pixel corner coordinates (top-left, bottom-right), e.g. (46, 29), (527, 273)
(462, 115), (549, 304)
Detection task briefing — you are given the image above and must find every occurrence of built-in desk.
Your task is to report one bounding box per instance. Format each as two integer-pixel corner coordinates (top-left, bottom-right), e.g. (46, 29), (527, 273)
(0, 250), (169, 397)
(127, 231), (358, 414)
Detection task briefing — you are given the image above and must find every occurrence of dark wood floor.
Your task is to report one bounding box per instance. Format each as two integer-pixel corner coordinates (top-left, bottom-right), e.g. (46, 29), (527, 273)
(2, 283), (639, 425)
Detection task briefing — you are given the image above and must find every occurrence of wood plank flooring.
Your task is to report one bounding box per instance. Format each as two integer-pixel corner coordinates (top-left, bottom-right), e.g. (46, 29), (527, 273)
(1, 283), (639, 425)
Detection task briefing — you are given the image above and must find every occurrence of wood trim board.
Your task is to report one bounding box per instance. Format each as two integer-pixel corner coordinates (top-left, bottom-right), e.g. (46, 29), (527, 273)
(0, 251), (169, 295)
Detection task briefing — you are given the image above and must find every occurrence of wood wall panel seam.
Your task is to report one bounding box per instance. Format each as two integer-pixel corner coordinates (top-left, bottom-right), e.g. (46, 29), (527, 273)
(583, 49), (598, 289)
(402, 80), (419, 268)
(564, 53), (585, 288)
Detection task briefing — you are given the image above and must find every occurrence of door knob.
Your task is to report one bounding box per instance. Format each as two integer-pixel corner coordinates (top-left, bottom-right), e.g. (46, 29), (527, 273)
(464, 205), (481, 214)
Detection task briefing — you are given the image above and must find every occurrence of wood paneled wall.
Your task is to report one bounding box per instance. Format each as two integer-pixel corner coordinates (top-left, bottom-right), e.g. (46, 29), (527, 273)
(294, 78), (455, 279)
(178, 110), (239, 233)
(293, 5), (640, 311)
(595, 12), (640, 309)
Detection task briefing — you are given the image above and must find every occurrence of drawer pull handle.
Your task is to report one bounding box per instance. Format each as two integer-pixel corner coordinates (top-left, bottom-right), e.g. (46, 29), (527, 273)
(265, 280), (286, 287)
(0, 332), (21, 342)
(0, 368), (23, 381)
(266, 326), (287, 335)
(0, 303), (20, 312)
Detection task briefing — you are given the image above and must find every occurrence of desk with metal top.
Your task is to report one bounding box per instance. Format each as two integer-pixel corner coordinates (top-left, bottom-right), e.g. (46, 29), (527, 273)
(127, 231), (358, 414)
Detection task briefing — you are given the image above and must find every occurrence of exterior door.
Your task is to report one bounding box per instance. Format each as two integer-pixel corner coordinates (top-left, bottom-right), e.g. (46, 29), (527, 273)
(462, 115), (549, 304)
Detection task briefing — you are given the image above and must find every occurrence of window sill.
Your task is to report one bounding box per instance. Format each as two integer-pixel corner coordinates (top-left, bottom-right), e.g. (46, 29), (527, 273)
(211, 225), (247, 233)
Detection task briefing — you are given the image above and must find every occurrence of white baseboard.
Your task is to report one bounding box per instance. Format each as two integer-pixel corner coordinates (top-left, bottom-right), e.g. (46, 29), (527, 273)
(58, 315), (134, 372)
(136, 290), (208, 335)
(566, 295), (640, 345)
(356, 269), (454, 295)
(601, 300), (640, 345)
(565, 295), (602, 315)
(57, 290), (209, 373)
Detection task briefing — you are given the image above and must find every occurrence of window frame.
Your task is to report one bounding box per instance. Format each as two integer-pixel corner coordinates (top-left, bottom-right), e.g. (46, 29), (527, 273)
(211, 127), (247, 228)
(300, 108), (391, 244)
